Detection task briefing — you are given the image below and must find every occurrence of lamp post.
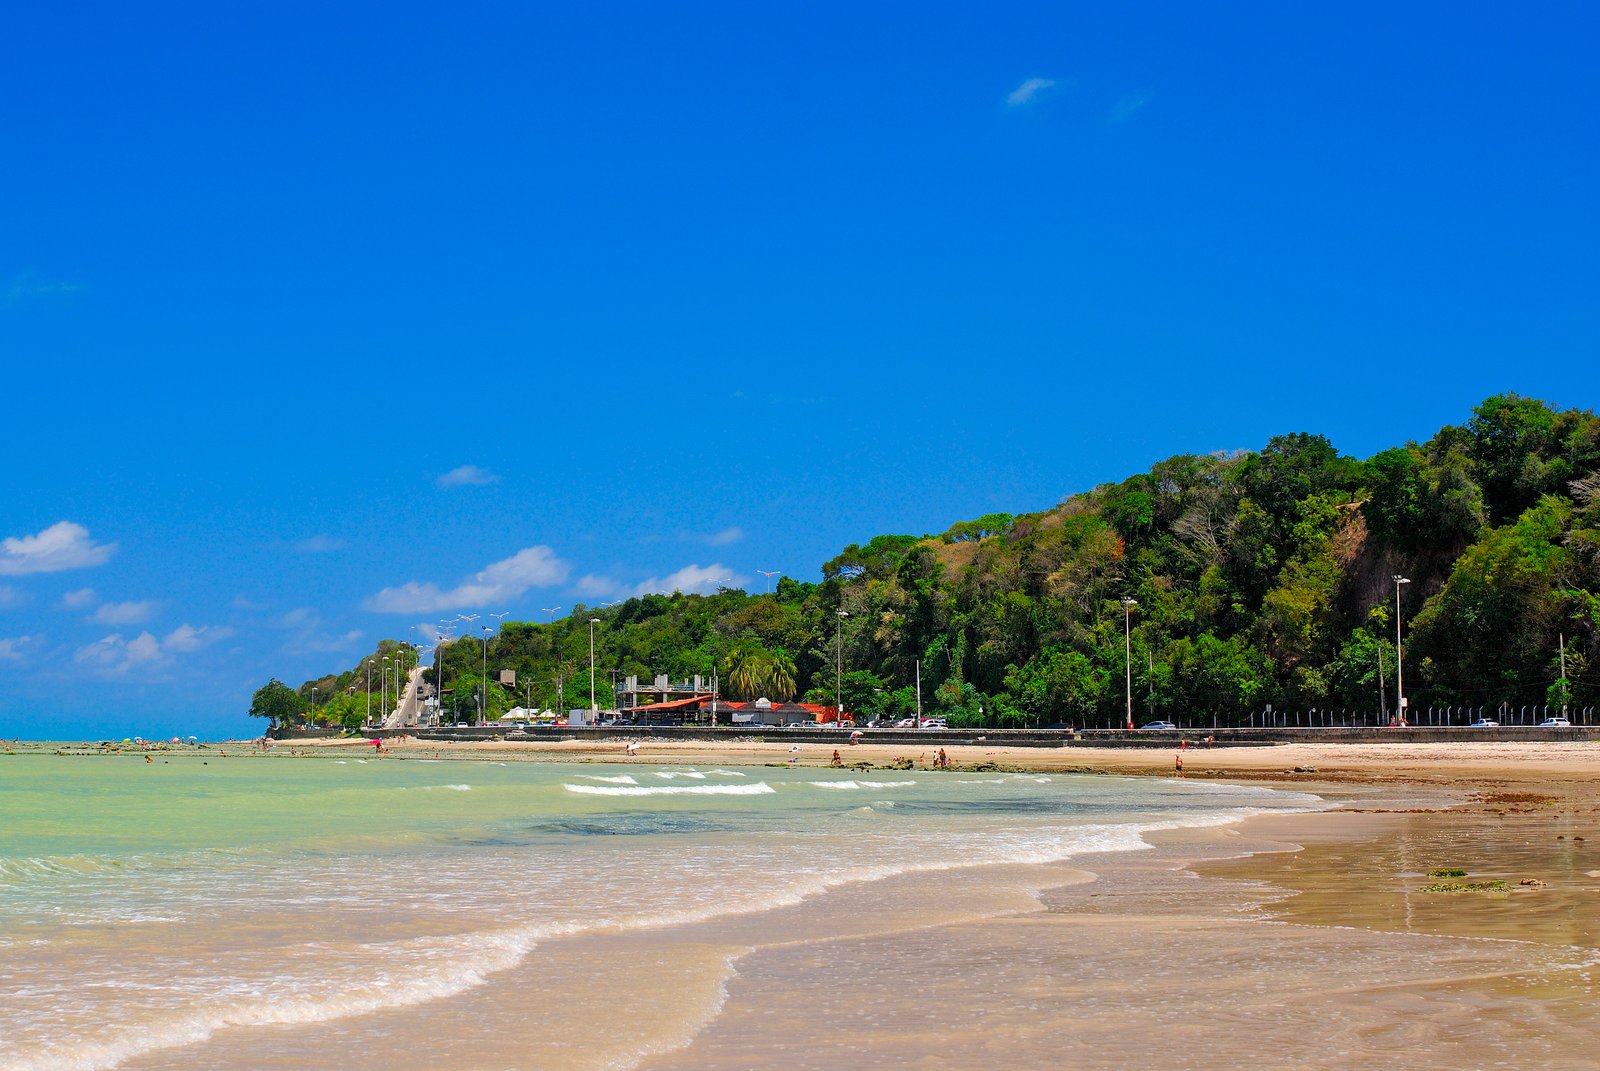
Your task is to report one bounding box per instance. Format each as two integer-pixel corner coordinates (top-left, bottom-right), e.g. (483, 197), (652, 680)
(1393, 576), (1411, 724)
(835, 608), (849, 725)
(758, 569), (782, 594)
(365, 659), (373, 727)
(541, 606), (561, 622)
(588, 618), (600, 719)
(481, 625), (491, 725)
(1121, 598), (1138, 730)
(382, 656), (390, 725)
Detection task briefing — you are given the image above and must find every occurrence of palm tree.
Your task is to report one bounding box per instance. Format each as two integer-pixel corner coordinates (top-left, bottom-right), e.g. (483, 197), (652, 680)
(725, 645), (798, 700)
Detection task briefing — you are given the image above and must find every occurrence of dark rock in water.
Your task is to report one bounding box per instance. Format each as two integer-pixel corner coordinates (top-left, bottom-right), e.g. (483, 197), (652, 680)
(1519, 878), (1546, 886)
(1293, 766), (1318, 773)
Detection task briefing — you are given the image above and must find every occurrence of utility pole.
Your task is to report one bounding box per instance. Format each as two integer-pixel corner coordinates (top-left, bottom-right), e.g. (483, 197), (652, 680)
(915, 658), (922, 726)
(1560, 632), (1569, 716)
(1377, 644), (1387, 721)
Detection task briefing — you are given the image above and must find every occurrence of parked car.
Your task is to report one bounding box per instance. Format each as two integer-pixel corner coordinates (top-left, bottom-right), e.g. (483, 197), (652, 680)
(1140, 721), (1178, 730)
(894, 718), (917, 728)
(918, 718), (947, 729)
(1469, 718), (1499, 727)
(1540, 717), (1572, 727)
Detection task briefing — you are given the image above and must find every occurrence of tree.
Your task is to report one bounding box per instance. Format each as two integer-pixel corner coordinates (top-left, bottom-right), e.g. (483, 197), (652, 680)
(248, 679), (304, 729)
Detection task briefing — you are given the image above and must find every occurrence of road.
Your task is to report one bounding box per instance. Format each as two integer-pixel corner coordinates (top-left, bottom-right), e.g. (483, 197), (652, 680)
(382, 666), (426, 729)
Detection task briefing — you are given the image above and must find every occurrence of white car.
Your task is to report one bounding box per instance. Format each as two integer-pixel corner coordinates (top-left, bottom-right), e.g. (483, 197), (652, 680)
(1469, 718), (1498, 727)
(1539, 717), (1571, 727)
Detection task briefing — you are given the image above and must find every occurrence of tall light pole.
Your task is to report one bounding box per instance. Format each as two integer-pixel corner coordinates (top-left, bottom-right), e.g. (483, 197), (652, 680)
(588, 618), (600, 718)
(758, 569), (781, 594)
(382, 656), (390, 725)
(541, 606), (561, 622)
(1121, 598), (1138, 730)
(1393, 576), (1411, 724)
(481, 625), (491, 724)
(365, 659), (373, 726)
(835, 608), (849, 725)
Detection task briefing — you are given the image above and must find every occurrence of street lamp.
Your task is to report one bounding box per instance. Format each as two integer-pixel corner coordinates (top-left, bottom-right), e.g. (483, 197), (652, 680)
(481, 625), (491, 725)
(1393, 576), (1411, 725)
(541, 606), (562, 622)
(835, 608), (849, 725)
(382, 656), (390, 726)
(1121, 598), (1138, 730)
(588, 618), (600, 719)
(364, 659), (373, 726)
(758, 569), (782, 594)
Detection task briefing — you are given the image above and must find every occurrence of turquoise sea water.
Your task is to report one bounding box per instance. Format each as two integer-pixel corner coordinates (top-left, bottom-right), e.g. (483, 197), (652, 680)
(0, 753), (1323, 1071)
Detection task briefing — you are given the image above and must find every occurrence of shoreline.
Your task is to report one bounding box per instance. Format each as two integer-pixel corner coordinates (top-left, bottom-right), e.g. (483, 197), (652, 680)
(9, 739), (1598, 1067)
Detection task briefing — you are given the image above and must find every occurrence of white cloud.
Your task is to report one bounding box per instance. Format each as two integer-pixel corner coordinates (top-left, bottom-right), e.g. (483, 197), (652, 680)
(707, 527), (744, 546)
(295, 534), (346, 554)
(1108, 93), (1151, 123)
(363, 546), (571, 613)
(0, 584), (26, 609)
(75, 631), (164, 673)
(1007, 77), (1056, 107)
(574, 574), (624, 598)
(162, 624), (234, 653)
(0, 521), (116, 576)
(5, 275), (81, 307)
(0, 635), (38, 662)
(93, 600), (160, 626)
(60, 587), (96, 609)
(73, 622), (233, 673)
(631, 563), (743, 597)
(277, 606), (364, 655)
(436, 465), (499, 488)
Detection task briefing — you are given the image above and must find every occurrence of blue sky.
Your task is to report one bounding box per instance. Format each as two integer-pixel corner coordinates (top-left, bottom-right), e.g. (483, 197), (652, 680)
(3, 2), (1597, 738)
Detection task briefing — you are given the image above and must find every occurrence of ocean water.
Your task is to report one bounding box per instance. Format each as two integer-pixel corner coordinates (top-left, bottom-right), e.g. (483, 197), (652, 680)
(0, 754), (1323, 1071)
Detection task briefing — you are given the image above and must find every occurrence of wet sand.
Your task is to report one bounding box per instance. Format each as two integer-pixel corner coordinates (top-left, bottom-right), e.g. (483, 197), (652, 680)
(223, 736), (1600, 1069)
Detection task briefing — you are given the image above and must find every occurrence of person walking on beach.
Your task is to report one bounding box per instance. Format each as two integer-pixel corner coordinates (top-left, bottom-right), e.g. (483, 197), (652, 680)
(1174, 752), (1184, 776)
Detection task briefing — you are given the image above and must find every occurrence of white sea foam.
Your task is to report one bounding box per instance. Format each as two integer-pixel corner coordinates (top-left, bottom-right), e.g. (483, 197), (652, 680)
(563, 782), (776, 797)
(805, 780), (917, 791)
(706, 769), (746, 777)
(579, 774), (639, 785)
(654, 770), (708, 780)
(957, 777), (1007, 784)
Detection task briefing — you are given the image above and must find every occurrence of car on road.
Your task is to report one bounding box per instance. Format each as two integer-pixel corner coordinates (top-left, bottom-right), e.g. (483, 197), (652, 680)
(1139, 721), (1178, 730)
(919, 718), (947, 729)
(1539, 717), (1572, 727)
(1469, 718), (1499, 727)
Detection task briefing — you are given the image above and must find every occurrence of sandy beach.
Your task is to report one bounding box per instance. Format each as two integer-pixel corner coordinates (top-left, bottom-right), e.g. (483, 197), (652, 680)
(19, 735), (1598, 1069)
(259, 735), (1600, 1069)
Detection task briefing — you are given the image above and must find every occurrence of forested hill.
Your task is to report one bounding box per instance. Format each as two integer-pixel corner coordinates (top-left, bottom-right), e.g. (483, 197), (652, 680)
(259, 394), (1600, 729)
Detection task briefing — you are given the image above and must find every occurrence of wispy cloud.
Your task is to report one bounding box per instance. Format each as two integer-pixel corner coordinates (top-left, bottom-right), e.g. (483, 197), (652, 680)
(436, 465), (499, 488)
(1108, 93), (1152, 124)
(0, 521), (116, 575)
(295, 534), (346, 554)
(707, 527), (744, 547)
(162, 623), (234, 653)
(60, 587), (96, 609)
(0, 584), (27, 609)
(363, 546), (571, 614)
(631, 563), (743, 597)
(277, 607), (365, 655)
(0, 635), (39, 662)
(74, 631), (164, 674)
(5, 274), (81, 308)
(1007, 77), (1057, 107)
(93, 600), (161, 626)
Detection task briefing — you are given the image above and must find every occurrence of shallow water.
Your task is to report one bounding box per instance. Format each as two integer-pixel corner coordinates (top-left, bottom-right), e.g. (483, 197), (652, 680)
(0, 755), (1319, 1071)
